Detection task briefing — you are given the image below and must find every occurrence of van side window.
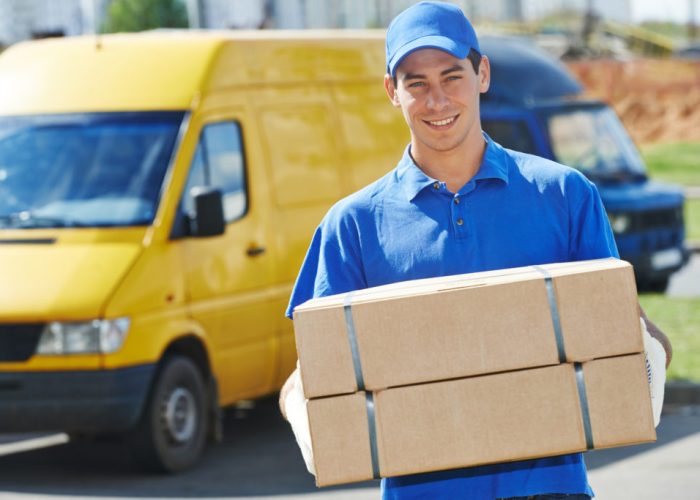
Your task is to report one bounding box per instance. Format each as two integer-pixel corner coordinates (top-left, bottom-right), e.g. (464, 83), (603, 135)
(482, 120), (538, 155)
(182, 121), (247, 223)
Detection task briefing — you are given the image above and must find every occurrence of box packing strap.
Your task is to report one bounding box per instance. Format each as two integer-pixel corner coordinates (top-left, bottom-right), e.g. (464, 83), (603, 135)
(532, 265), (567, 363)
(533, 264), (597, 450)
(344, 290), (381, 479)
(574, 363), (595, 450)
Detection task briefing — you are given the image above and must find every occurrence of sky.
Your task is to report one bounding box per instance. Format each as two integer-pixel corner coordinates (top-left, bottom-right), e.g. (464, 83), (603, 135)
(631, 0), (699, 23)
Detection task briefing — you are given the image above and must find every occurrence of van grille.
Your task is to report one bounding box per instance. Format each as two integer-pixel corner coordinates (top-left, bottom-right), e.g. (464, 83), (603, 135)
(631, 208), (683, 232)
(0, 324), (44, 362)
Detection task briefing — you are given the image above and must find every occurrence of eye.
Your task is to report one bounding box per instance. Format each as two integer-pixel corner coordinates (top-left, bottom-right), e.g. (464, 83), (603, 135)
(446, 75), (462, 82)
(407, 81), (425, 89)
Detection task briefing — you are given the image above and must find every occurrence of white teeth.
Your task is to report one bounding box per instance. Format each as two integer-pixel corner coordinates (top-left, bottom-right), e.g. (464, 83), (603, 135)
(429, 116), (455, 126)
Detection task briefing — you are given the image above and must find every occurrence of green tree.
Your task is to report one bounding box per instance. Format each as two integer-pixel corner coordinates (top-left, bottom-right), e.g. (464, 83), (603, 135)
(102, 0), (189, 33)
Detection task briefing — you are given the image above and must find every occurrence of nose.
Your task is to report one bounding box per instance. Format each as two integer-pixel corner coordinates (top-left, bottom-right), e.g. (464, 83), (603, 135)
(425, 84), (449, 111)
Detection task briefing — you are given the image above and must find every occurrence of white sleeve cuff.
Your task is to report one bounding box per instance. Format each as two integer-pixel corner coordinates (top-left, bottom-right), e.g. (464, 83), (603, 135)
(641, 317), (666, 428)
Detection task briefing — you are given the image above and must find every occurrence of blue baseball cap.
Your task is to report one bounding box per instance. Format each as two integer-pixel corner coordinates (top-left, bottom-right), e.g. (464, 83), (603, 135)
(386, 1), (480, 77)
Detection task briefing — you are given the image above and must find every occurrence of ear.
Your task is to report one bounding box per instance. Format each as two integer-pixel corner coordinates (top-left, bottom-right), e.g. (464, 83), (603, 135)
(384, 73), (401, 107)
(478, 55), (491, 94)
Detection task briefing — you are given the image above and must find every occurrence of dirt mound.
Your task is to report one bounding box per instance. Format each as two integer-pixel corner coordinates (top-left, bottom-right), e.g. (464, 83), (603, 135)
(567, 59), (700, 145)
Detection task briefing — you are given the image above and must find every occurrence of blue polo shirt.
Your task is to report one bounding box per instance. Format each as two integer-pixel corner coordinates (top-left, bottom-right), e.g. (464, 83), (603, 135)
(287, 135), (618, 499)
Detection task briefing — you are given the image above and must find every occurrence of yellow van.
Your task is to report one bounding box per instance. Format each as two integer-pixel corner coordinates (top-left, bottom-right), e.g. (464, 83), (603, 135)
(0, 31), (407, 471)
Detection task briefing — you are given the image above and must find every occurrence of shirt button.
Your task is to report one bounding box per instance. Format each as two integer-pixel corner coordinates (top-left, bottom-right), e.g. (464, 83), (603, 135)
(456, 218), (464, 226)
(433, 182), (439, 190)
(454, 197), (460, 204)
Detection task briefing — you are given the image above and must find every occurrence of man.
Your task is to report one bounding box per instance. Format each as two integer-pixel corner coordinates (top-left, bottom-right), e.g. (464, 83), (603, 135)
(282, 2), (671, 499)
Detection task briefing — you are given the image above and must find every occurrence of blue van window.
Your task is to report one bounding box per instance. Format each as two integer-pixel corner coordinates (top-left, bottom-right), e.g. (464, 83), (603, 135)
(0, 112), (183, 228)
(547, 107), (646, 177)
(182, 121), (247, 223)
(481, 119), (537, 155)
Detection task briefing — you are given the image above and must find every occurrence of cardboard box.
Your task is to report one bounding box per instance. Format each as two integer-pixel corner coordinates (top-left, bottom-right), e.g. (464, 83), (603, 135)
(294, 258), (641, 399)
(308, 353), (656, 487)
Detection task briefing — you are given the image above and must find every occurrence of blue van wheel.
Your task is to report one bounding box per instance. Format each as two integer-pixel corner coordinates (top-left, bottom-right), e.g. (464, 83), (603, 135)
(639, 276), (670, 294)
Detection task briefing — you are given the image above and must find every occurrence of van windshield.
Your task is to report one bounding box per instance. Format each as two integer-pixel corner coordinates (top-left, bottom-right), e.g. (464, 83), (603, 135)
(0, 111), (183, 228)
(545, 106), (646, 181)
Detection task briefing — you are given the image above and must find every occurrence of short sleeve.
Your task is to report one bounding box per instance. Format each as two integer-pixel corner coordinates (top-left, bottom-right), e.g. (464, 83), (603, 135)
(285, 210), (367, 319)
(568, 175), (620, 261)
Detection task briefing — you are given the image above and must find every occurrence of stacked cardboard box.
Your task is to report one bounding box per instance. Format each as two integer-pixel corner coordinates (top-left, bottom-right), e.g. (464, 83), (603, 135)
(292, 258), (656, 486)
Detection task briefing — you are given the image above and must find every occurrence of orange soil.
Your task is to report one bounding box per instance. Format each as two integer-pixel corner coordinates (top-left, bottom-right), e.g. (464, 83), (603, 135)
(567, 59), (700, 146)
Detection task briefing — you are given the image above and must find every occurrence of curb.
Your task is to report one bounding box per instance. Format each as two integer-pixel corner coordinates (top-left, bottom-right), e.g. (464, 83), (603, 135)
(689, 243), (700, 254)
(685, 187), (700, 199)
(664, 381), (700, 407)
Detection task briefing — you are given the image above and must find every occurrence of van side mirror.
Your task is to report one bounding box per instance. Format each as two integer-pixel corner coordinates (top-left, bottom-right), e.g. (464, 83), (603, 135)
(190, 187), (225, 237)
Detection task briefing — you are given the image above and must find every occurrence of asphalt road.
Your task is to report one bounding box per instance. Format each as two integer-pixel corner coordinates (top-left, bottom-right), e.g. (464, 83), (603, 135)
(0, 399), (699, 499)
(667, 252), (700, 297)
(0, 397), (373, 499)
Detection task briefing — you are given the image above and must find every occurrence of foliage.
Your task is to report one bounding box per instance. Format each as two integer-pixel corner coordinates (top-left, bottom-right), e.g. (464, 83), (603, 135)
(639, 294), (700, 382)
(639, 21), (693, 45)
(102, 0), (188, 33)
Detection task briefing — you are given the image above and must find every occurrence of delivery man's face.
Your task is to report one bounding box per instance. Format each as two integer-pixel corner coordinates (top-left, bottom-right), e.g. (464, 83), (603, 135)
(385, 48), (490, 158)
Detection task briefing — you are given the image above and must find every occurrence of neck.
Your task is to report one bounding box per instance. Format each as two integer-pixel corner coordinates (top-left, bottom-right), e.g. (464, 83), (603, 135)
(411, 132), (487, 193)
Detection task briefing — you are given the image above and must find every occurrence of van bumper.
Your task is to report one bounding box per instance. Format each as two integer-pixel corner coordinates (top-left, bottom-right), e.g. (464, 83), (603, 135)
(626, 245), (691, 282)
(0, 364), (156, 433)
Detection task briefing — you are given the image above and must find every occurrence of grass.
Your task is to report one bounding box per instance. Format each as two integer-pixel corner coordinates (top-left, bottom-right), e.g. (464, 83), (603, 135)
(639, 294), (700, 382)
(641, 142), (700, 187)
(639, 142), (700, 243)
(632, 144), (699, 382)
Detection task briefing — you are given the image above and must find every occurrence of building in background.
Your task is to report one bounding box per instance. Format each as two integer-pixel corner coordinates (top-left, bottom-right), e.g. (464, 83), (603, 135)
(0, 0), (640, 46)
(266, 0), (631, 28)
(521, 0), (631, 23)
(0, 0), (81, 45)
(0, 0), (111, 46)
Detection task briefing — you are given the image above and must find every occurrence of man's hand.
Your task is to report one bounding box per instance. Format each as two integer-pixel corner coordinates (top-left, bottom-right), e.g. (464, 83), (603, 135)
(279, 368), (297, 421)
(640, 304), (672, 369)
(278, 366), (316, 475)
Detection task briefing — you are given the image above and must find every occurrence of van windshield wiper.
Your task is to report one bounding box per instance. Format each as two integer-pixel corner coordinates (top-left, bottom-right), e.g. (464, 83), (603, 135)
(0, 212), (88, 228)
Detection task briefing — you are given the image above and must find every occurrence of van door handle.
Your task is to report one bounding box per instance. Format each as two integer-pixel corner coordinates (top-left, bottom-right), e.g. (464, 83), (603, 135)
(246, 245), (266, 257)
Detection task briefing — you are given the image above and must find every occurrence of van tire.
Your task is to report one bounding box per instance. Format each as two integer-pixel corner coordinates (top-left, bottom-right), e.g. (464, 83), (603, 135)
(128, 355), (209, 473)
(639, 276), (670, 293)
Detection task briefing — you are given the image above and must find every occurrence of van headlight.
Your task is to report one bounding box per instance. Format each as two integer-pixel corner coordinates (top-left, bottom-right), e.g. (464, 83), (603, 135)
(36, 318), (130, 355)
(607, 213), (631, 234)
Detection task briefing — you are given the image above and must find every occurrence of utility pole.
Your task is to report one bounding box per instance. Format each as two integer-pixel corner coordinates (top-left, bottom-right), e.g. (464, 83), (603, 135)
(185, 0), (202, 29)
(509, 0), (524, 22)
(690, 0), (697, 41)
(582, 0), (596, 50)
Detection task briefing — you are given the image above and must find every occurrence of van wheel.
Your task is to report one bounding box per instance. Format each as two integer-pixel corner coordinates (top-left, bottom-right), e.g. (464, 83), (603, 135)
(128, 355), (208, 472)
(639, 277), (670, 294)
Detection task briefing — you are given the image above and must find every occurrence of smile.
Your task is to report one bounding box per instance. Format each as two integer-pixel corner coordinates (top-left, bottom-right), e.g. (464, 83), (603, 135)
(425, 115), (458, 127)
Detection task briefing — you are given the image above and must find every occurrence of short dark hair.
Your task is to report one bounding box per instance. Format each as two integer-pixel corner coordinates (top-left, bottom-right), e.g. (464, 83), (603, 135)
(466, 48), (482, 73)
(392, 48), (482, 87)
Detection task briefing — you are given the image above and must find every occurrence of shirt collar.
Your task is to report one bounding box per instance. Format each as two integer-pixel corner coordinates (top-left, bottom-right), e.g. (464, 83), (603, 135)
(396, 145), (437, 202)
(396, 133), (510, 202)
(474, 133), (510, 185)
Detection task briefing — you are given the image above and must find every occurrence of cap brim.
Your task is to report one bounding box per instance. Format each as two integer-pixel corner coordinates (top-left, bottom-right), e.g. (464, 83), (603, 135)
(388, 35), (469, 77)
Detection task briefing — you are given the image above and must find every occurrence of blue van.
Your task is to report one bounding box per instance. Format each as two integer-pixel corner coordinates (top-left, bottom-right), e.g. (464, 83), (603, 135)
(480, 36), (689, 291)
